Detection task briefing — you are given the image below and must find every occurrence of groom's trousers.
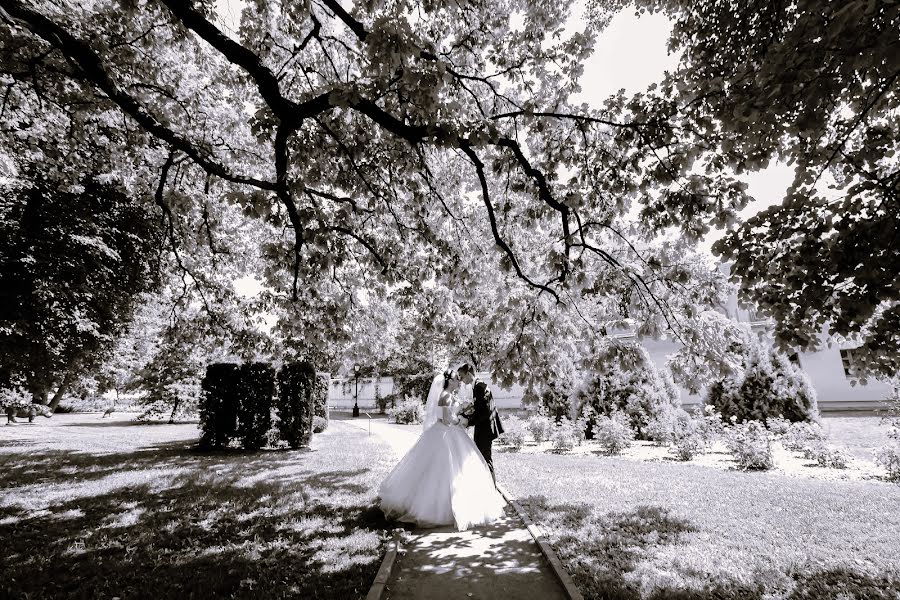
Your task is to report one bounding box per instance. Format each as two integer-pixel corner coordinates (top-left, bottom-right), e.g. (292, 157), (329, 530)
(475, 434), (496, 486)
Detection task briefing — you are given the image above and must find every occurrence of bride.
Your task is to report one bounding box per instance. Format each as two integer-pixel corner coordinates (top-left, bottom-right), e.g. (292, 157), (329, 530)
(378, 369), (506, 530)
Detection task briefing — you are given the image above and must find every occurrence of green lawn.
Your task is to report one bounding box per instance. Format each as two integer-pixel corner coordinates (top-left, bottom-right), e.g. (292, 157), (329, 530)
(497, 450), (900, 600)
(0, 416), (395, 599)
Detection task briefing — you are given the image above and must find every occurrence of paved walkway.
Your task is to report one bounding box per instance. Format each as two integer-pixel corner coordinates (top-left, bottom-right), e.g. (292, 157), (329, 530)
(340, 415), (567, 600)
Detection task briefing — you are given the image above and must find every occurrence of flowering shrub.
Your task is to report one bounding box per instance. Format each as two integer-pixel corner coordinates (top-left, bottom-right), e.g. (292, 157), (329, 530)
(594, 412), (634, 455)
(724, 420), (774, 470)
(781, 421), (826, 452)
(670, 417), (707, 461)
(499, 415), (528, 451)
(551, 418), (577, 452)
(527, 406), (553, 443)
(875, 445), (900, 481)
(765, 415), (791, 437)
(502, 428), (528, 451)
(0, 386), (31, 410)
(813, 445), (851, 469)
(697, 404), (726, 442)
(388, 396), (424, 424)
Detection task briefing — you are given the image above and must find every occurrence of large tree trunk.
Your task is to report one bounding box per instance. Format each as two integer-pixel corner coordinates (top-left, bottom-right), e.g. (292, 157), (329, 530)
(168, 397), (180, 424)
(47, 369), (76, 412)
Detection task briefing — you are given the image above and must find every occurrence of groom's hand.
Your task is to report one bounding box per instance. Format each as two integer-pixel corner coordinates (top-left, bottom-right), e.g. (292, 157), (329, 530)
(458, 416), (469, 428)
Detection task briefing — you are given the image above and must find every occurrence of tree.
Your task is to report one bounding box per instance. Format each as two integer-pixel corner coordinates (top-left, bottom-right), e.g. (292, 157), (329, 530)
(589, 0), (900, 378)
(0, 173), (160, 408)
(706, 340), (819, 424)
(0, 0), (756, 388)
(667, 311), (754, 395)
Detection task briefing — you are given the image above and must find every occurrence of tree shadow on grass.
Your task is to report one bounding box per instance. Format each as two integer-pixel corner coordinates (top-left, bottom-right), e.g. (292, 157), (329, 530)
(0, 431), (392, 599)
(788, 569), (900, 600)
(65, 420), (199, 427)
(515, 495), (900, 600)
(516, 495), (761, 600)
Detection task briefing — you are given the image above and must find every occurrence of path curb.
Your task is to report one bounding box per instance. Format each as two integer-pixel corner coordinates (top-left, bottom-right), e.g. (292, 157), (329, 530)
(365, 529), (403, 600)
(497, 485), (585, 600)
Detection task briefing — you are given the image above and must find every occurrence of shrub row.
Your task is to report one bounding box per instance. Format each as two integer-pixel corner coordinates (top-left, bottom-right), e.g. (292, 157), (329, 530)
(199, 361), (327, 451)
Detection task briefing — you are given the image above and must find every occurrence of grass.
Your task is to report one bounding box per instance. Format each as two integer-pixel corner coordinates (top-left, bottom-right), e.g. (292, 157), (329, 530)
(820, 415), (895, 461)
(497, 450), (900, 600)
(0, 415), (395, 599)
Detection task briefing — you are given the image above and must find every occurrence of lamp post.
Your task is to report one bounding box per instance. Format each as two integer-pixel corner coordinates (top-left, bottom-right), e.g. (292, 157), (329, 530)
(352, 365), (360, 418)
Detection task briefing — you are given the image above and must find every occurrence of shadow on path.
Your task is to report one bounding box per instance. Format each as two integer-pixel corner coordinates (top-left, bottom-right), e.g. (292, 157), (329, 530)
(386, 505), (566, 600)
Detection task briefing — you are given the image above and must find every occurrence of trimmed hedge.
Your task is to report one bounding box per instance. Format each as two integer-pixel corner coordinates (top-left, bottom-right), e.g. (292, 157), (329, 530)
(235, 363), (275, 450)
(199, 363), (240, 449)
(201, 361), (327, 450)
(276, 362), (316, 449)
(312, 372), (329, 428)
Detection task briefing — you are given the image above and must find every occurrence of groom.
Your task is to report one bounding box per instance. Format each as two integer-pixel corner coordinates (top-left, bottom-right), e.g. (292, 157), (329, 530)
(457, 364), (504, 486)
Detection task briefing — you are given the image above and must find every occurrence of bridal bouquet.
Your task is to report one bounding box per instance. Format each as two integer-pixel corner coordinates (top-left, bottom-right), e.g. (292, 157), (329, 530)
(457, 401), (475, 426)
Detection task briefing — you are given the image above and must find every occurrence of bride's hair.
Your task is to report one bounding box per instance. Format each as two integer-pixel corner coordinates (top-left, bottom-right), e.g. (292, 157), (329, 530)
(442, 369), (457, 389)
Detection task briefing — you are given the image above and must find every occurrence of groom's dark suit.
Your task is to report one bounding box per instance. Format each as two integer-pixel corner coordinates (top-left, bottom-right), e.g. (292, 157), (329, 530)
(468, 379), (504, 485)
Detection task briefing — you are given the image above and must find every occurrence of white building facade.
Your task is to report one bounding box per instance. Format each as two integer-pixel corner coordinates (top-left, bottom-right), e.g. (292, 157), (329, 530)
(328, 289), (894, 413)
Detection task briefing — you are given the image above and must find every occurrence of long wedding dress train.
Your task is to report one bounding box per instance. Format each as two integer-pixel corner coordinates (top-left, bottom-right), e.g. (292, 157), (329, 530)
(378, 399), (506, 530)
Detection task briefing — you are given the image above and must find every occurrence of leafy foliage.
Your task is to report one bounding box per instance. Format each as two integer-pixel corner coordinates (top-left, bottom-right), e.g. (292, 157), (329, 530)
(706, 342), (819, 424)
(0, 173), (160, 407)
(577, 340), (680, 440)
(199, 363), (240, 450)
(0, 0), (747, 391)
(667, 311), (753, 395)
(526, 405), (554, 443)
(498, 415), (528, 451)
(275, 362), (317, 449)
(588, 0), (900, 378)
(388, 396), (424, 425)
(550, 418), (577, 452)
(723, 421), (774, 471)
(234, 363), (275, 451)
(593, 412), (634, 455)
(876, 445), (900, 482)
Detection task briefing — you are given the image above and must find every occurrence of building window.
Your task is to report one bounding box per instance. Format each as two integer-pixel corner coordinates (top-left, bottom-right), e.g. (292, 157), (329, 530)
(839, 348), (860, 378)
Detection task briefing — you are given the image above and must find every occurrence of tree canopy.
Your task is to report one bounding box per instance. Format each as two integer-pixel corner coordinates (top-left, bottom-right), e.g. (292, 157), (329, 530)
(590, 0), (900, 377)
(0, 173), (160, 406)
(1, 0), (896, 387)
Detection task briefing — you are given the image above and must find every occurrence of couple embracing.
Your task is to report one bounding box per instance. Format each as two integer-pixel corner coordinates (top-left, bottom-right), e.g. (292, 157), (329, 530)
(378, 364), (506, 531)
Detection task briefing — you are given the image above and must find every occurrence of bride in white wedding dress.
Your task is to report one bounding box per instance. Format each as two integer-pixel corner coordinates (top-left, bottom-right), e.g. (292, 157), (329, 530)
(378, 370), (506, 530)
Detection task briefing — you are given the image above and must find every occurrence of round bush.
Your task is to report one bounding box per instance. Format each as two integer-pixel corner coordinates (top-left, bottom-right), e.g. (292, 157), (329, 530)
(706, 343), (818, 424)
(551, 418), (577, 452)
(594, 412), (634, 455)
(669, 417), (706, 461)
(312, 415), (328, 433)
(875, 445), (900, 481)
(577, 341), (680, 440)
(724, 420), (774, 470)
(527, 411), (553, 443)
